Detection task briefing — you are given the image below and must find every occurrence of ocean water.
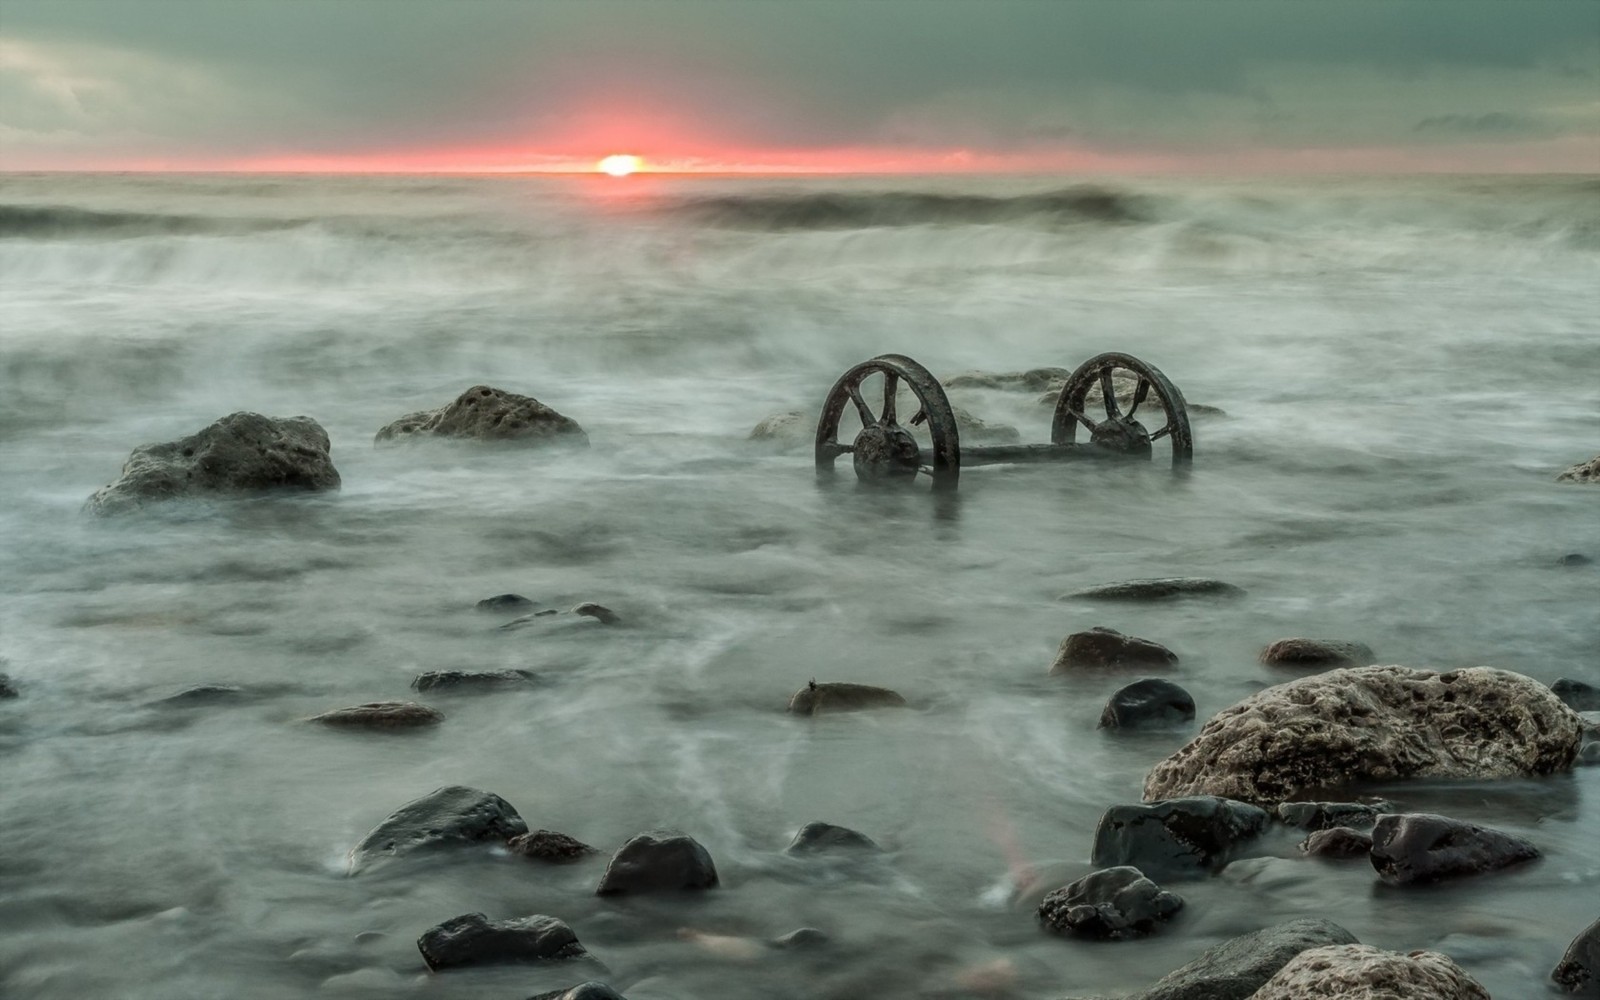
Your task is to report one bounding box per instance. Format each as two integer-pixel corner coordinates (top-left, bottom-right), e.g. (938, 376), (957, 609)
(0, 172), (1597, 999)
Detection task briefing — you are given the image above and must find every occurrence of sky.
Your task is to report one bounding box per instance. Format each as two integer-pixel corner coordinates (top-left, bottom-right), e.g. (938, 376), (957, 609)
(1, 0), (1597, 174)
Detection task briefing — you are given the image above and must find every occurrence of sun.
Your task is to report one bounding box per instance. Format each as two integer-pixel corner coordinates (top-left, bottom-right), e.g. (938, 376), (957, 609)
(598, 154), (643, 177)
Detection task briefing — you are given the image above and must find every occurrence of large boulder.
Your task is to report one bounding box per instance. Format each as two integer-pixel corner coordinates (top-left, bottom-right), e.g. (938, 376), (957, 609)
(349, 786), (527, 872)
(86, 412), (340, 514)
(1143, 666), (1583, 805)
(376, 385), (587, 447)
(787, 681), (907, 715)
(1037, 866), (1183, 939)
(595, 831), (718, 895)
(1100, 679), (1195, 729)
(1557, 455), (1600, 483)
(1110, 918), (1360, 1000)
(1553, 917), (1599, 996)
(1091, 796), (1268, 877)
(1368, 813), (1539, 885)
(1258, 638), (1374, 669)
(1053, 627), (1178, 672)
(416, 913), (585, 970)
(1250, 944), (1490, 999)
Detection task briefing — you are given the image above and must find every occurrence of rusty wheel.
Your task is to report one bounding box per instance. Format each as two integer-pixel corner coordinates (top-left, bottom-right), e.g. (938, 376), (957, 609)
(1052, 353), (1192, 468)
(816, 354), (961, 491)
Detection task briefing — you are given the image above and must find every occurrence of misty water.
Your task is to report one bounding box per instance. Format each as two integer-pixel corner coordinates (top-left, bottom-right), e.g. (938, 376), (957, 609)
(1, 172), (1597, 999)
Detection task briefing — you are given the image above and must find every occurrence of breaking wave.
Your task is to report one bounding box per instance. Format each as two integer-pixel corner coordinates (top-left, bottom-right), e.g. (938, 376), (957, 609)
(669, 186), (1150, 230)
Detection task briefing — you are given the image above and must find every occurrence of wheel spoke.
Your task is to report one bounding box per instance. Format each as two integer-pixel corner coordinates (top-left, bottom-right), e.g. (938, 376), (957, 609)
(910, 408), (928, 427)
(1067, 407), (1097, 430)
(1099, 371), (1121, 419)
(882, 372), (899, 424)
(1126, 379), (1150, 419)
(846, 382), (876, 425)
(1149, 422), (1174, 441)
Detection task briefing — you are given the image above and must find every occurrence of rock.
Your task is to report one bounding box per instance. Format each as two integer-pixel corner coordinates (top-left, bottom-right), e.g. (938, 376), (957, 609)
(86, 412), (340, 514)
(770, 927), (830, 949)
(1123, 918), (1359, 1000)
(1258, 638), (1374, 669)
(1558, 553), (1593, 567)
(416, 912), (586, 970)
(1100, 679), (1195, 729)
(309, 701), (443, 729)
(349, 786), (527, 871)
(1064, 578), (1245, 602)
(1275, 801), (1388, 831)
(1091, 796), (1269, 877)
(1369, 812), (1538, 885)
(153, 684), (248, 706)
(376, 385), (587, 448)
(529, 985), (628, 1000)
(785, 821), (881, 854)
(948, 404), (1020, 444)
(0, 674), (17, 699)
(1556, 455), (1600, 483)
(508, 829), (597, 863)
(1300, 827), (1373, 859)
(748, 410), (813, 449)
(595, 831), (718, 895)
(1052, 627), (1178, 673)
(411, 669), (538, 693)
(1037, 866), (1184, 938)
(1554, 678), (1600, 712)
(571, 602), (619, 625)
(1250, 944), (1489, 999)
(943, 367), (1072, 392)
(787, 681), (907, 715)
(1553, 917), (1600, 996)
(477, 593), (535, 612)
(1143, 665), (1583, 805)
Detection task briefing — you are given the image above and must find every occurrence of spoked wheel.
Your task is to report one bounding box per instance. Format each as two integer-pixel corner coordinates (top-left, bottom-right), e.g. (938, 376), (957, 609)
(1052, 352), (1192, 469)
(816, 354), (961, 491)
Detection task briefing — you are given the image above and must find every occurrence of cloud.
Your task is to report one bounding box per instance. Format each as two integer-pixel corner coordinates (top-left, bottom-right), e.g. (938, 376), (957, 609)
(1413, 112), (1551, 136)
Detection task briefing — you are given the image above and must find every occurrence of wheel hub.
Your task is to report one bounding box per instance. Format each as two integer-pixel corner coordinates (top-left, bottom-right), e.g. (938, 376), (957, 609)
(1090, 417), (1153, 458)
(852, 424), (922, 482)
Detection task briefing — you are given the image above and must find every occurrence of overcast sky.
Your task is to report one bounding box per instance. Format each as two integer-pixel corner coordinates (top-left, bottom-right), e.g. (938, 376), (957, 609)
(2, 0), (1597, 171)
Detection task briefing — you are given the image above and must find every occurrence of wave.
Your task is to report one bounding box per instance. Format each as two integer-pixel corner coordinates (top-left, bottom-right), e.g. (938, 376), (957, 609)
(669, 186), (1149, 230)
(0, 204), (305, 240)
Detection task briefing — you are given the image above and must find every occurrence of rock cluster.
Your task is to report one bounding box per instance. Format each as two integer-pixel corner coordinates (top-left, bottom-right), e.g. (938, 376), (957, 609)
(376, 385), (588, 447)
(1037, 866), (1184, 938)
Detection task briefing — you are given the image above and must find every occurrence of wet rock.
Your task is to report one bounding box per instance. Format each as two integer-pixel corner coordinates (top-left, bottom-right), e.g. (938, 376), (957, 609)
(1052, 627), (1178, 673)
(310, 701), (443, 729)
(1091, 796), (1269, 877)
(1300, 827), (1373, 859)
(1554, 678), (1600, 712)
(1258, 638), (1374, 669)
(1557, 455), (1600, 483)
(508, 829), (597, 864)
(349, 785), (527, 871)
(411, 669), (538, 693)
(1100, 679), (1195, 729)
(785, 821), (881, 854)
(748, 410), (814, 450)
(1037, 866), (1184, 938)
(529, 984), (629, 1000)
(1143, 666), (1583, 805)
(1064, 578), (1245, 602)
(943, 367), (1072, 392)
(1251, 944), (1489, 999)
(417, 912), (586, 970)
(949, 404), (1020, 445)
(770, 927), (830, 949)
(1275, 801), (1388, 831)
(571, 602), (619, 625)
(477, 593), (535, 612)
(153, 684), (248, 706)
(1553, 917), (1600, 996)
(1369, 812), (1538, 885)
(1119, 918), (1359, 1000)
(596, 831), (718, 895)
(0, 674), (17, 699)
(1558, 553), (1593, 567)
(86, 412), (340, 514)
(376, 385), (587, 448)
(787, 681), (907, 715)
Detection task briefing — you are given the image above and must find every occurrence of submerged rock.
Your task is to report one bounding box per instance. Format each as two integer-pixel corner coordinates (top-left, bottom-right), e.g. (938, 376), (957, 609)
(749, 410), (813, 449)
(376, 385), (587, 448)
(785, 821), (881, 854)
(787, 681), (907, 715)
(1275, 801), (1388, 831)
(153, 684), (249, 706)
(411, 669), (538, 693)
(528, 984), (628, 1000)
(1556, 455), (1600, 483)
(1053, 627), (1178, 672)
(477, 593), (535, 612)
(1251, 944), (1489, 1000)
(1559, 553), (1594, 567)
(771, 927), (830, 950)
(1258, 638), (1374, 669)
(1064, 578), (1244, 602)
(596, 831), (718, 895)
(1143, 666), (1583, 805)
(1369, 813), (1538, 885)
(310, 701), (443, 729)
(1553, 917), (1599, 996)
(1113, 918), (1359, 1000)
(1300, 827), (1372, 859)
(1100, 679), (1195, 730)
(1037, 866), (1184, 938)
(417, 912), (585, 970)
(86, 412), (340, 514)
(508, 829), (597, 864)
(0, 673), (17, 699)
(1554, 678), (1600, 712)
(571, 602), (620, 625)
(349, 786), (527, 871)
(943, 368), (1072, 392)
(1091, 796), (1269, 877)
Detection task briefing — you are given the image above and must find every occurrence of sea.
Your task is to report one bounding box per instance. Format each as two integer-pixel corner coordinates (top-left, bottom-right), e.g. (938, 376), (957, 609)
(1, 172), (1597, 999)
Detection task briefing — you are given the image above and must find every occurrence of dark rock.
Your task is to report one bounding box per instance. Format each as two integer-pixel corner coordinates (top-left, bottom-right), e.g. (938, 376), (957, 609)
(571, 602), (619, 625)
(417, 912), (585, 970)
(1369, 812), (1539, 885)
(477, 593), (535, 612)
(1100, 679), (1195, 729)
(1052, 627), (1178, 673)
(508, 829), (597, 863)
(1557, 455), (1600, 483)
(310, 701), (443, 729)
(943, 367), (1072, 392)
(1275, 801), (1388, 831)
(1554, 678), (1600, 712)
(1038, 866), (1184, 938)
(154, 684), (248, 706)
(411, 669), (538, 693)
(1144, 666), (1583, 805)
(1258, 638), (1374, 669)
(1091, 796), (1269, 877)
(1064, 578), (1245, 602)
(0, 673), (17, 699)
(770, 927), (830, 950)
(1300, 827), (1372, 859)
(1553, 917), (1600, 996)
(349, 785), (527, 872)
(86, 412), (340, 514)
(785, 821), (881, 854)
(787, 681), (907, 715)
(376, 385), (587, 448)
(1558, 553), (1593, 567)
(1251, 944), (1490, 999)
(1125, 917), (1359, 1000)
(529, 985), (628, 1000)
(596, 831), (718, 895)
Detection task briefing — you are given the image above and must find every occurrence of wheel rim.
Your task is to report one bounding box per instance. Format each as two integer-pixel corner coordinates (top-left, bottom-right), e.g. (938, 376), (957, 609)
(1051, 352), (1192, 469)
(816, 354), (961, 491)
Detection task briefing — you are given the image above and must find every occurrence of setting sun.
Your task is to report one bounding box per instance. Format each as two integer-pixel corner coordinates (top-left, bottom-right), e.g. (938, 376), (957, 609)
(598, 154), (643, 177)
